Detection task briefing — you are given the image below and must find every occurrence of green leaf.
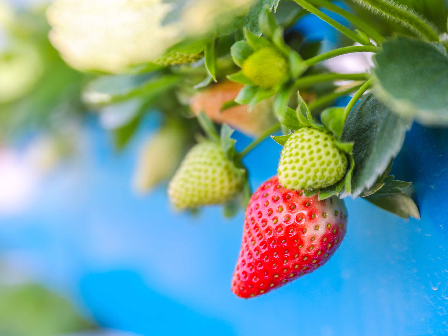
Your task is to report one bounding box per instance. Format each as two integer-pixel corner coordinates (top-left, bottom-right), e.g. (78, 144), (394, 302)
(271, 134), (291, 146)
(231, 41), (254, 67)
(365, 181), (420, 220)
(297, 91), (312, 120)
(321, 107), (345, 139)
(205, 40), (217, 81)
(281, 106), (301, 130)
(221, 100), (239, 111)
(244, 0), (280, 36)
(359, 160), (393, 197)
(168, 38), (207, 54)
(113, 113), (142, 151)
(197, 112), (220, 141)
(83, 74), (180, 107)
(194, 74), (213, 90)
(244, 28), (273, 50)
(274, 84), (294, 121)
(227, 71), (254, 85)
(249, 88), (276, 108)
(242, 178), (252, 208)
(288, 50), (307, 78)
(272, 27), (290, 56)
(373, 37), (448, 125)
(259, 5), (279, 39)
(235, 85), (259, 104)
(223, 197), (241, 218)
(221, 124), (237, 161)
(341, 93), (411, 198)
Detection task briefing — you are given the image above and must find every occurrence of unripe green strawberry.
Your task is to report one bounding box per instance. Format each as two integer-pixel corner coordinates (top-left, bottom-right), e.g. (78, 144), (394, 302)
(242, 47), (288, 89)
(153, 50), (203, 66)
(278, 128), (348, 191)
(168, 141), (243, 209)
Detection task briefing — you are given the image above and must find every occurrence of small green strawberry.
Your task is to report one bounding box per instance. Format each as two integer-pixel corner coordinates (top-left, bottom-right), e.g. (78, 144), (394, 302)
(168, 141), (244, 210)
(153, 50), (203, 66)
(278, 127), (348, 191)
(241, 47), (288, 89)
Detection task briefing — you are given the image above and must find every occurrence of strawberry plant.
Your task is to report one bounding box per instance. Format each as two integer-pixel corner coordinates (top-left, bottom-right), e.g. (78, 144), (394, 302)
(7, 0), (448, 298)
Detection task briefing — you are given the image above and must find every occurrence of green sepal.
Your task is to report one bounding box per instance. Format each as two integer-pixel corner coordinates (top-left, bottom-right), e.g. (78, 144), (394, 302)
(304, 190), (319, 197)
(221, 124), (237, 162)
(249, 88), (276, 108)
(259, 5), (279, 40)
(223, 197), (240, 218)
(197, 112), (220, 141)
(231, 41), (254, 67)
(272, 27), (290, 57)
(221, 100), (239, 111)
(288, 50), (307, 78)
(227, 71), (255, 85)
(271, 134), (292, 146)
(235, 85), (259, 104)
(281, 107), (301, 130)
(242, 178), (252, 208)
(244, 28), (273, 51)
(321, 107), (345, 139)
(204, 39), (217, 81)
(274, 84), (294, 121)
(315, 141), (354, 200)
(194, 74), (213, 90)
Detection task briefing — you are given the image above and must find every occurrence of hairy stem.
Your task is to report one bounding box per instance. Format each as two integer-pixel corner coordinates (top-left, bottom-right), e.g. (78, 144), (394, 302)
(342, 79), (373, 122)
(240, 123), (281, 158)
(294, 73), (370, 89)
(304, 46), (380, 67)
(292, 0), (373, 45)
(308, 83), (364, 111)
(352, 0), (439, 42)
(307, 0), (384, 45)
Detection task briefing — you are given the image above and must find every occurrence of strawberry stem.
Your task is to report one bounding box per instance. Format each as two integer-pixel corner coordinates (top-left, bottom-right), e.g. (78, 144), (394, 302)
(306, 0), (384, 45)
(292, 0), (373, 46)
(293, 73), (370, 88)
(240, 123), (281, 158)
(308, 83), (364, 112)
(342, 79), (373, 123)
(304, 46), (380, 68)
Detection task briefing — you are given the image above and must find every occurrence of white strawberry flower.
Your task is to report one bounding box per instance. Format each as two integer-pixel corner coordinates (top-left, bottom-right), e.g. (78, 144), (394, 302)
(46, 0), (179, 73)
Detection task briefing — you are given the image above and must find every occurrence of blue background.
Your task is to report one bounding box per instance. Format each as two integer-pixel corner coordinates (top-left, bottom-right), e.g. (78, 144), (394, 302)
(1, 8), (448, 336)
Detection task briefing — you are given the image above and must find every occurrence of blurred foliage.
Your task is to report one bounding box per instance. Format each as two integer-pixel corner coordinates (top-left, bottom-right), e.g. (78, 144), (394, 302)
(0, 4), (88, 142)
(0, 283), (95, 336)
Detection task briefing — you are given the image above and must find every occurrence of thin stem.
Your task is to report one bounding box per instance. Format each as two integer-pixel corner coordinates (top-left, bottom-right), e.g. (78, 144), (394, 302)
(308, 83), (364, 111)
(342, 79), (373, 122)
(240, 122), (281, 158)
(307, 0), (384, 45)
(304, 46), (380, 67)
(353, 0), (439, 42)
(294, 73), (370, 89)
(292, 0), (372, 46)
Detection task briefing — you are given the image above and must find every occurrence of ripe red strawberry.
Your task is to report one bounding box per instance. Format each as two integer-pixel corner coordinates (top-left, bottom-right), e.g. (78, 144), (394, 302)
(232, 176), (347, 298)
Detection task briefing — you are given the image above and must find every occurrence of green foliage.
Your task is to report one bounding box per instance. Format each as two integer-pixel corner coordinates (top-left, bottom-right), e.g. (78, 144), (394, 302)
(365, 176), (420, 219)
(0, 284), (94, 336)
(341, 93), (411, 198)
(244, 0), (281, 35)
(374, 37), (448, 125)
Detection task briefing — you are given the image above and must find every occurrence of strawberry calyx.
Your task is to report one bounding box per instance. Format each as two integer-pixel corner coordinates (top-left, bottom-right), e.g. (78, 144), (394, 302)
(226, 7), (307, 108)
(195, 112), (251, 217)
(273, 92), (355, 200)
